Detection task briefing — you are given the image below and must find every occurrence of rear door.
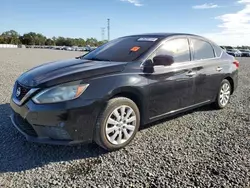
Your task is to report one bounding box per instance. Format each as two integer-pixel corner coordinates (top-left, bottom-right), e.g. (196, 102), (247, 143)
(189, 37), (225, 103)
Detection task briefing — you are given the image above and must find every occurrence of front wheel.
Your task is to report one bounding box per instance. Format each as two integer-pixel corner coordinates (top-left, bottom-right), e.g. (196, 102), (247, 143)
(94, 97), (140, 151)
(213, 79), (232, 109)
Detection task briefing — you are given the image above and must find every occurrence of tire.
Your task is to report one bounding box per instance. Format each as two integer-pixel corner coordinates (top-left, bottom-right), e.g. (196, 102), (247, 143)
(94, 97), (140, 151)
(213, 79), (232, 109)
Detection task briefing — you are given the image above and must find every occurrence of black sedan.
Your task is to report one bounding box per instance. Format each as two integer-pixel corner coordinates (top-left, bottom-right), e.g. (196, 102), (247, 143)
(239, 49), (250, 57)
(10, 33), (239, 151)
(226, 49), (242, 57)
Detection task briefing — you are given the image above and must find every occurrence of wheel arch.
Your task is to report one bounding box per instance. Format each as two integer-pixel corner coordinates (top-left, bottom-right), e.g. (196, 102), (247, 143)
(224, 76), (234, 94)
(108, 87), (146, 125)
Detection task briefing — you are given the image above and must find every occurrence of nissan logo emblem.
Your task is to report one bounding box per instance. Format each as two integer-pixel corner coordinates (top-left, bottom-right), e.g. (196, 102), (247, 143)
(16, 87), (21, 97)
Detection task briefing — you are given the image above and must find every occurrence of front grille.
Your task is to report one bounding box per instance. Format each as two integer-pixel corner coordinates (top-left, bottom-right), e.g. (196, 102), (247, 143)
(15, 82), (30, 101)
(14, 113), (37, 136)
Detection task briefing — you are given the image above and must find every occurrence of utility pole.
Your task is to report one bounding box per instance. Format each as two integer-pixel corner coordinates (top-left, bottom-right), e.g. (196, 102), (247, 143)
(107, 18), (110, 41)
(101, 27), (105, 41)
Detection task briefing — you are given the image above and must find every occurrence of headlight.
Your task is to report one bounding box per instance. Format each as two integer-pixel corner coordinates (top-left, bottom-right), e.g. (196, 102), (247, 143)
(32, 83), (89, 104)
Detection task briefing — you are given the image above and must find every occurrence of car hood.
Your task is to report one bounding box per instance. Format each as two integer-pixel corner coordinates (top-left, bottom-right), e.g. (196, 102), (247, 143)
(17, 58), (127, 87)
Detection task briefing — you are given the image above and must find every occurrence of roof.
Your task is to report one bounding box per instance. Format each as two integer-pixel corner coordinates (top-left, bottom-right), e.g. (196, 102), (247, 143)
(118, 33), (218, 45)
(125, 33), (202, 38)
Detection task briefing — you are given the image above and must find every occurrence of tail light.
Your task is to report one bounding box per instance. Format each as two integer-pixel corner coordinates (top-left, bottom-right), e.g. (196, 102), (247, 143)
(233, 60), (239, 68)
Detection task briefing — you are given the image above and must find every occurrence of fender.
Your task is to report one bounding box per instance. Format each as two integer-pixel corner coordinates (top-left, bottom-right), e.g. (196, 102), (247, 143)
(107, 86), (148, 124)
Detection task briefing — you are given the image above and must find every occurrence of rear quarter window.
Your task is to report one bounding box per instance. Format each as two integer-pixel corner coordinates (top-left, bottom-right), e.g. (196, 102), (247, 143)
(213, 44), (223, 57)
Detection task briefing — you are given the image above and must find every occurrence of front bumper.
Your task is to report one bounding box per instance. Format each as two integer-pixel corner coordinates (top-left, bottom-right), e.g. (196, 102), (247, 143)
(10, 97), (102, 145)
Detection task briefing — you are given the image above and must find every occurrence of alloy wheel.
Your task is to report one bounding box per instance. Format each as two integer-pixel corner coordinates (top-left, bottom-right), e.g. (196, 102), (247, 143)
(219, 83), (231, 107)
(105, 105), (137, 145)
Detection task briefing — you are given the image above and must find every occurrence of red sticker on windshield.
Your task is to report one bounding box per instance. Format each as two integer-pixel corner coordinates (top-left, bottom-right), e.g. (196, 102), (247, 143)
(130, 46), (140, 52)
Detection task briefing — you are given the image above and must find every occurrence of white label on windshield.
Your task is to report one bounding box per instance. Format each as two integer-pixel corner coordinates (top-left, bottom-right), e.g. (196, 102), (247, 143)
(137, 38), (158, 42)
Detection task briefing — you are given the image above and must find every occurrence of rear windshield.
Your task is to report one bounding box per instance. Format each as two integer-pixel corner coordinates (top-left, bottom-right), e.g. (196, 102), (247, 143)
(82, 36), (162, 62)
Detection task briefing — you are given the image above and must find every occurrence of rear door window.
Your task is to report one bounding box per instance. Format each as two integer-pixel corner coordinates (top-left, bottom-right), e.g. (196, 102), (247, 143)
(191, 39), (215, 60)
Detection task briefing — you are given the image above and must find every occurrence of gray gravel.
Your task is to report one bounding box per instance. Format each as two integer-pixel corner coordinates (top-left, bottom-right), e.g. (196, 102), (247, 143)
(0, 49), (249, 188)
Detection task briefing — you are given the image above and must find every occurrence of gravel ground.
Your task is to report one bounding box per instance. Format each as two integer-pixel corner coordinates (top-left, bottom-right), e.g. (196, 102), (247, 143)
(0, 49), (249, 188)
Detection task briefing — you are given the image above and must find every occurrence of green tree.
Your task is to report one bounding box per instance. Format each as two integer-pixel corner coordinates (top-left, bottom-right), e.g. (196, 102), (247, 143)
(45, 38), (55, 46)
(35, 33), (46, 45)
(1, 30), (20, 44)
(65, 38), (74, 46)
(86, 38), (98, 46)
(0, 35), (4, 43)
(79, 38), (86, 47)
(97, 40), (108, 46)
(21, 32), (37, 45)
(0, 30), (106, 47)
(20, 32), (47, 45)
(56, 37), (67, 46)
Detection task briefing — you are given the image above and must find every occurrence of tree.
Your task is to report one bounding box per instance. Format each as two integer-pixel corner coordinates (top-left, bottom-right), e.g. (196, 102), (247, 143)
(35, 33), (46, 45)
(55, 37), (66, 46)
(97, 40), (108, 46)
(1, 30), (20, 44)
(21, 32), (37, 45)
(0, 36), (4, 43)
(45, 38), (54, 46)
(86, 38), (98, 46)
(79, 38), (86, 47)
(65, 38), (74, 46)
(20, 32), (47, 45)
(71, 38), (86, 47)
(0, 29), (106, 47)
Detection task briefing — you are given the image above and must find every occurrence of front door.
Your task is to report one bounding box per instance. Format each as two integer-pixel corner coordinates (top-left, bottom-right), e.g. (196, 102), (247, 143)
(145, 37), (198, 119)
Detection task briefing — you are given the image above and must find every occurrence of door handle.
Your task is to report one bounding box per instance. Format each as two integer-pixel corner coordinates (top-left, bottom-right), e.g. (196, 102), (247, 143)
(186, 71), (196, 76)
(216, 67), (223, 71)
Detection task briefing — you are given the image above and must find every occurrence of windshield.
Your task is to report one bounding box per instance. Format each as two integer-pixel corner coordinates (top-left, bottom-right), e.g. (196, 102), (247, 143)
(82, 36), (162, 62)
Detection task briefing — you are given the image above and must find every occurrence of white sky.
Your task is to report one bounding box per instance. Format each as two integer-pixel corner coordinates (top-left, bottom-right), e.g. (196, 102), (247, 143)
(202, 0), (250, 46)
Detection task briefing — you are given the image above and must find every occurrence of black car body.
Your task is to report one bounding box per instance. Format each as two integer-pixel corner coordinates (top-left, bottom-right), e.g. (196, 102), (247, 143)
(10, 33), (239, 150)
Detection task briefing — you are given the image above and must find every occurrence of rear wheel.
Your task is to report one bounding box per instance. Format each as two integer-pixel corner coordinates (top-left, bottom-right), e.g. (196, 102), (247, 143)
(94, 97), (140, 151)
(214, 79), (231, 109)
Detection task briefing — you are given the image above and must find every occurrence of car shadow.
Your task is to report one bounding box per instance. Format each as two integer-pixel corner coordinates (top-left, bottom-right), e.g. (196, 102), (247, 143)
(0, 103), (107, 173)
(0, 103), (216, 173)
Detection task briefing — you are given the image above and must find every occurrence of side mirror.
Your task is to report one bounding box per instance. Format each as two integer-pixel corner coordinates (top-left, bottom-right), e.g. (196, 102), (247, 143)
(142, 59), (154, 73)
(153, 55), (174, 66)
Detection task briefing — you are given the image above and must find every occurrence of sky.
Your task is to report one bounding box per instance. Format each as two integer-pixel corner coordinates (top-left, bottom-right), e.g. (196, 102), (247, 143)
(1, 0), (250, 46)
